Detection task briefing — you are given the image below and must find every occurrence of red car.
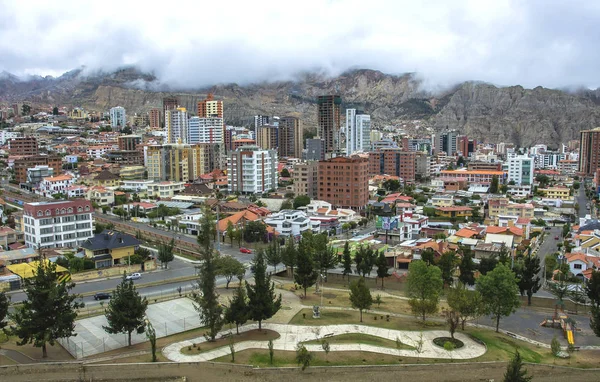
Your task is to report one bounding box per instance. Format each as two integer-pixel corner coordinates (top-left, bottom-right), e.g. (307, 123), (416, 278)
(555, 236), (559, 240)
(240, 247), (252, 254)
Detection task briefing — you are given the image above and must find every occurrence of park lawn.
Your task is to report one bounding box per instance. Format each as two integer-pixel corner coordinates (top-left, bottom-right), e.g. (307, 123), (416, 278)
(180, 329), (280, 355)
(0, 334), (73, 361)
(214, 349), (421, 367)
(465, 329), (599, 368)
(289, 308), (445, 331)
(0, 355), (18, 365)
(303, 333), (414, 350)
(88, 352), (171, 364)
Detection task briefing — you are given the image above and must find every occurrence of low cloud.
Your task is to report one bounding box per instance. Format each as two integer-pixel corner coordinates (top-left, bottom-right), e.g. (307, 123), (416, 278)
(1, 0), (599, 89)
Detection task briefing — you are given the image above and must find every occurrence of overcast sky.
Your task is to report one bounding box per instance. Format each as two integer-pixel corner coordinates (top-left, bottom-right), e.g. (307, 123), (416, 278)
(1, 0), (599, 89)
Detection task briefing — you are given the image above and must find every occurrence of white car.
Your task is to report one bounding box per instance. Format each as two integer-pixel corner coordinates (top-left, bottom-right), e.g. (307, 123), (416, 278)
(125, 273), (141, 281)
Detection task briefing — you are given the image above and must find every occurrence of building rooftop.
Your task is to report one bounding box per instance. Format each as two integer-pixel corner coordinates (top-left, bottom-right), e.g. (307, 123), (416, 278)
(81, 230), (140, 251)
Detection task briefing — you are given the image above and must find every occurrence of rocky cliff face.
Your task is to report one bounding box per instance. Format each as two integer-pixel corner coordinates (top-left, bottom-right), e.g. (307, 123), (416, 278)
(1, 67), (599, 147)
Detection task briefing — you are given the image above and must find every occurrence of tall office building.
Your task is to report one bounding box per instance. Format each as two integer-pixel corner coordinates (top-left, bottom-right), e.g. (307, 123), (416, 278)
(278, 116), (303, 158)
(165, 107), (189, 144)
(227, 146), (278, 194)
(318, 156), (369, 210)
(579, 128), (600, 177)
(198, 94), (223, 118)
(304, 138), (325, 161)
(436, 130), (459, 155)
(149, 108), (161, 129)
(507, 155), (534, 186)
(188, 117), (224, 144)
(254, 115), (270, 129)
(317, 95), (341, 154)
(345, 109), (371, 155)
(109, 106), (126, 130)
(256, 124), (279, 150)
(457, 135), (477, 158)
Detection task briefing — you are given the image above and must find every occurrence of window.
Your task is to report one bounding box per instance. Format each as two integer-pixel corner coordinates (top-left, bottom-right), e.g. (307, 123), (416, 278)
(574, 263), (583, 270)
(78, 207), (82, 212)
(61, 208), (66, 214)
(37, 211), (43, 217)
(68, 208), (73, 213)
(45, 210), (51, 216)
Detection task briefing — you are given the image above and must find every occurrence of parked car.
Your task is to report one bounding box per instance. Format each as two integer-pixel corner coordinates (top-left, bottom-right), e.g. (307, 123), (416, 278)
(93, 292), (111, 301)
(240, 247), (252, 254)
(554, 236), (559, 240)
(125, 272), (141, 280)
(544, 227), (551, 230)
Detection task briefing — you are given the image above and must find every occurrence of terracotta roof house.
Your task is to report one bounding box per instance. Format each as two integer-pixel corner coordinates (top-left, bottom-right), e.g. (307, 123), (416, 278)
(217, 210), (260, 232)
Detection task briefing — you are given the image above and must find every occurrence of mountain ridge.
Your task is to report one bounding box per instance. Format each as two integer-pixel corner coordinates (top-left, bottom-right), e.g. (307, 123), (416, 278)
(1, 67), (599, 148)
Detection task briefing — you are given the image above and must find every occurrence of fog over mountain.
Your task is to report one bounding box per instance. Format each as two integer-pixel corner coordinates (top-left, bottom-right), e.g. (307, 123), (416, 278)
(2, 0), (600, 90)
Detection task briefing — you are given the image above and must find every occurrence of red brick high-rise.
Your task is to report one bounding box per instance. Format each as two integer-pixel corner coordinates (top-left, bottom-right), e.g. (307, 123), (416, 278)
(457, 135), (477, 158)
(580, 128), (600, 176)
(8, 137), (38, 156)
(317, 95), (341, 154)
(318, 156), (369, 210)
(149, 108), (160, 129)
(368, 148), (416, 182)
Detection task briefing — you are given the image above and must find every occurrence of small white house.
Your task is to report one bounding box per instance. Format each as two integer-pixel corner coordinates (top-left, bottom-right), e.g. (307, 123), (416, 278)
(264, 210), (320, 237)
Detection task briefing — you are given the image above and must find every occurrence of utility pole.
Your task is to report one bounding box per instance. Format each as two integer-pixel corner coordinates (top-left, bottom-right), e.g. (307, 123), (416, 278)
(216, 203), (221, 252)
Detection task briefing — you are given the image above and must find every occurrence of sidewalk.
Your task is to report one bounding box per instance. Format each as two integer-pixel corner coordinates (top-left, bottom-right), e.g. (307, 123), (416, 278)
(162, 323), (487, 363)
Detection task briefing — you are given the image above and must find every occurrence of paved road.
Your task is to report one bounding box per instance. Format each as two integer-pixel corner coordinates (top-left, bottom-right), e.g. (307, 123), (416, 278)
(577, 185), (589, 219)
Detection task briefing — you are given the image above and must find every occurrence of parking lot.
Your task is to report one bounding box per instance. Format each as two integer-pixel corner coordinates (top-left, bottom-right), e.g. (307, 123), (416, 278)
(59, 298), (202, 358)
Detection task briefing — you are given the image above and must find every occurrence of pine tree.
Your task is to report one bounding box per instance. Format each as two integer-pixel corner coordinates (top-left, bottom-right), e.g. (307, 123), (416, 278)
(0, 291), (8, 331)
(375, 250), (390, 289)
(355, 245), (376, 277)
(157, 238), (175, 269)
(503, 351), (532, 382)
(104, 274), (148, 346)
(294, 239), (319, 297)
(314, 245), (338, 281)
(224, 283), (249, 334)
(281, 237), (298, 277)
(11, 260), (83, 357)
(349, 277), (373, 322)
(265, 240), (282, 273)
(476, 263), (520, 332)
(458, 248), (476, 286)
(342, 241), (352, 280)
(516, 255), (541, 306)
(407, 260), (443, 321)
(193, 208), (223, 341)
(246, 250), (282, 330)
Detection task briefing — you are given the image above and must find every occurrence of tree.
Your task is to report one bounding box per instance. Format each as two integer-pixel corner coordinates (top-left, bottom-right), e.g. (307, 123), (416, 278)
(243, 221), (267, 243)
(21, 104), (31, 115)
(421, 248), (436, 265)
(478, 256), (498, 275)
(444, 309), (460, 339)
(296, 343), (312, 371)
(10, 261), (83, 357)
(476, 264), (520, 332)
(548, 280), (569, 303)
(349, 277), (373, 322)
(226, 221), (236, 245)
(355, 244), (376, 277)
(490, 175), (499, 194)
(265, 241), (282, 274)
(551, 336), (561, 357)
(104, 274), (148, 347)
(224, 283), (249, 334)
(562, 223), (571, 238)
(281, 168), (291, 178)
(407, 260), (443, 321)
(157, 238), (175, 269)
(447, 283), (484, 330)
(246, 250), (282, 330)
(0, 292), (9, 331)
(216, 255), (245, 289)
(321, 340), (331, 362)
(281, 237), (298, 276)
(52, 106), (59, 115)
(145, 319), (157, 362)
(193, 208), (224, 341)
(376, 250), (390, 288)
(280, 199), (293, 210)
(293, 195), (311, 209)
(342, 241), (352, 280)
(458, 249), (476, 286)
(382, 179), (401, 191)
(268, 339), (275, 364)
(437, 251), (457, 286)
(590, 307), (600, 337)
(314, 245), (338, 281)
(294, 241), (319, 297)
(516, 255), (541, 306)
(503, 351), (532, 382)
(585, 269), (600, 309)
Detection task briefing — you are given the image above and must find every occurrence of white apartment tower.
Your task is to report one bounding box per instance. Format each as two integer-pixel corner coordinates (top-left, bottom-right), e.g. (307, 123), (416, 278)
(188, 117), (224, 144)
(23, 200), (94, 249)
(345, 109), (371, 154)
(227, 146), (278, 194)
(165, 107), (189, 144)
(109, 106), (126, 130)
(507, 155), (534, 186)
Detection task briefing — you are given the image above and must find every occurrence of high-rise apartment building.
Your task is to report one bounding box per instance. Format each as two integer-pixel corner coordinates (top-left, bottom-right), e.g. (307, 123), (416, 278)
(293, 161), (319, 199)
(278, 116), (303, 158)
(14, 155), (62, 184)
(318, 156), (369, 210)
(304, 138), (325, 161)
(117, 135), (142, 151)
(436, 130), (459, 155)
(368, 148), (416, 182)
(317, 95), (341, 154)
(165, 107), (188, 144)
(146, 143), (220, 182)
(188, 117), (224, 144)
(345, 109), (371, 155)
(198, 94), (223, 118)
(508, 155), (534, 186)
(23, 200), (94, 249)
(254, 115), (270, 129)
(457, 135), (477, 158)
(149, 108), (161, 129)
(579, 128), (600, 177)
(256, 124), (279, 151)
(109, 106), (126, 130)
(227, 146), (278, 194)
(8, 137), (38, 155)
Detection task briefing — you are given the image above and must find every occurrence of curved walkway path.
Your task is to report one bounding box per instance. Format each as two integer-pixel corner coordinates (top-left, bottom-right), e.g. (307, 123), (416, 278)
(163, 323), (487, 362)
